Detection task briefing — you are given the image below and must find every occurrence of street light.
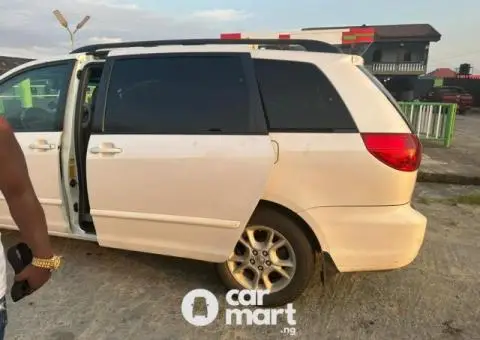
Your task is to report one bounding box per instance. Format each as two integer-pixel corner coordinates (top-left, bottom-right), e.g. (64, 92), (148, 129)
(53, 9), (90, 50)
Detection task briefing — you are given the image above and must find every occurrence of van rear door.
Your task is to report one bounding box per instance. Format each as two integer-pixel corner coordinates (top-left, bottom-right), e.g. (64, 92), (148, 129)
(86, 50), (275, 262)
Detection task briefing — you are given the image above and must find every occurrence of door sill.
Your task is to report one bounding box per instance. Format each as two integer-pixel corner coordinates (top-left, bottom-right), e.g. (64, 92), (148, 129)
(80, 213), (96, 234)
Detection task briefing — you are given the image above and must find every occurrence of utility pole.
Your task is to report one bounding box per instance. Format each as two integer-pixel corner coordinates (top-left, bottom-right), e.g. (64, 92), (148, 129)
(53, 9), (90, 50)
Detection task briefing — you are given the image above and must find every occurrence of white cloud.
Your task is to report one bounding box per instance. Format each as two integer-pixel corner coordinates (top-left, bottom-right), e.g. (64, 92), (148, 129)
(88, 36), (123, 44)
(74, 0), (139, 10)
(190, 9), (252, 22)
(0, 0), (250, 59)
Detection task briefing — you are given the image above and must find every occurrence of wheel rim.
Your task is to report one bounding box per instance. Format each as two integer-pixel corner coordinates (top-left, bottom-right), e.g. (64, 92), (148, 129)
(227, 225), (297, 293)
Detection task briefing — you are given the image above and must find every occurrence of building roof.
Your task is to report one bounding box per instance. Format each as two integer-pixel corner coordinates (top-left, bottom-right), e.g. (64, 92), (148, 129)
(302, 24), (441, 42)
(425, 68), (457, 78)
(0, 56), (33, 75)
(424, 68), (480, 79)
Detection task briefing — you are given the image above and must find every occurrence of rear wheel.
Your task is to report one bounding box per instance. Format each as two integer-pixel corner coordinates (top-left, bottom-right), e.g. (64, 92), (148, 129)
(216, 207), (316, 307)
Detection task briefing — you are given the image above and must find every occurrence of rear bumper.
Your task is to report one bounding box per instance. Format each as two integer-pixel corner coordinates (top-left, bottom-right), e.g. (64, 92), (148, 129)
(298, 204), (427, 272)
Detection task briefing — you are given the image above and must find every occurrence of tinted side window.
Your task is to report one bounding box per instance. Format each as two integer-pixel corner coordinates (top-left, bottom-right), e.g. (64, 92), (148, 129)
(253, 59), (357, 132)
(104, 55), (251, 134)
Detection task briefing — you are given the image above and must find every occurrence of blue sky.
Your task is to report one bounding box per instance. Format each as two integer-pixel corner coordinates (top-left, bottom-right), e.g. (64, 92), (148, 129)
(1, 0), (478, 71)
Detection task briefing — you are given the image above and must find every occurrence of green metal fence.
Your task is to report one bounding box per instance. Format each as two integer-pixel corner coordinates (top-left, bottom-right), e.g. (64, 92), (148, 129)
(398, 102), (457, 147)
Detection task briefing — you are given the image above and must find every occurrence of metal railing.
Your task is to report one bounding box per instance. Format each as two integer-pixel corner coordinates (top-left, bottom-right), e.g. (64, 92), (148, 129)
(367, 62), (426, 75)
(398, 102), (457, 147)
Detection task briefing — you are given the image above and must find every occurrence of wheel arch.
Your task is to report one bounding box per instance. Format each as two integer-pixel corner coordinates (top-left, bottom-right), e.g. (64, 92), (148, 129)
(257, 199), (322, 253)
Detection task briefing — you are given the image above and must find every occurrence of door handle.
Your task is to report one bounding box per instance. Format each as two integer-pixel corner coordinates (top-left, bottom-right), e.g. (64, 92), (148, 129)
(29, 139), (56, 151)
(89, 142), (122, 155)
(271, 140), (279, 164)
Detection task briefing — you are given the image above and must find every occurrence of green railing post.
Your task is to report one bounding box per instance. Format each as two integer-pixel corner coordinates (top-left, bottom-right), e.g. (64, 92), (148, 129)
(398, 101), (457, 147)
(443, 103), (457, 147)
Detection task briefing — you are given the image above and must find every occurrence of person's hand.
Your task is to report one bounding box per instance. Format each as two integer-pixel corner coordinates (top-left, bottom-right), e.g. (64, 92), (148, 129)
(14, 264), (51, 293)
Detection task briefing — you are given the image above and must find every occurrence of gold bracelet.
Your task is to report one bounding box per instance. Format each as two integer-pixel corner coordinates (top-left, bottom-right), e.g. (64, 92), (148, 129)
(31, 255), (62, 271)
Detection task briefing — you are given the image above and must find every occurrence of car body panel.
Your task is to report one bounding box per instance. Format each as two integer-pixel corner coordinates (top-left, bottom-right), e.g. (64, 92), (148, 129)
(86, 134), (275, 262)
(263, 133), (418, 210)
(0, 57), (82, 235)
(0, 45), (427, 275)
(299, 203), (427, 271)
(0, 132), (66, 233)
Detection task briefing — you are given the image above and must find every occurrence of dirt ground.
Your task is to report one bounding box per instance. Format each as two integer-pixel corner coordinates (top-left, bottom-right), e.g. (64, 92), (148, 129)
(422, 113), (480, 180)
(1, 183), (479, 340)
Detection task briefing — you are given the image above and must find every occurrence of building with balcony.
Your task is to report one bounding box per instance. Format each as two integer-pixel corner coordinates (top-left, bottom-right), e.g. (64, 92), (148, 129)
(222, 23), (441, 100)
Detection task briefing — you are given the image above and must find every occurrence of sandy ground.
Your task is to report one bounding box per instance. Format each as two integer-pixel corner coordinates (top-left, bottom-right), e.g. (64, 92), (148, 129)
(1, 183), (479, 340)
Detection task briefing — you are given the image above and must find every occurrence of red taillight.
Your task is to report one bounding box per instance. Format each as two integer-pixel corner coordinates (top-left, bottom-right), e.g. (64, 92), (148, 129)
(361, 133), (422, 172)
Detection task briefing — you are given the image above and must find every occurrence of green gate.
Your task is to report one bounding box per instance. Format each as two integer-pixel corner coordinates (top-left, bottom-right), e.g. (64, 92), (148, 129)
(398, 102), (457, 147)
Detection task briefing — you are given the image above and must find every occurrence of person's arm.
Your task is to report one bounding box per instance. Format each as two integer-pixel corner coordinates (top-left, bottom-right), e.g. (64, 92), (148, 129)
(0, 119), (53, 258)
(0, 117), (53, 289)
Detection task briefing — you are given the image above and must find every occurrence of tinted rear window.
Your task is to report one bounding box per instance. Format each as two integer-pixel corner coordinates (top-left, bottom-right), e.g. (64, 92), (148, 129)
(253, 59), (357, 132)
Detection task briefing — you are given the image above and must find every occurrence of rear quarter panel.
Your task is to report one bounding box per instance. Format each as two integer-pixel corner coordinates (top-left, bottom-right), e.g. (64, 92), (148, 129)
(262, 132), (418, 210)
(260, 55), (419, 210)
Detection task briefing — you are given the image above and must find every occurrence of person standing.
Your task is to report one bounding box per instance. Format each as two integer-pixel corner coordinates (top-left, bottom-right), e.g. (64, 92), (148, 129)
(0, 116), (61, 339)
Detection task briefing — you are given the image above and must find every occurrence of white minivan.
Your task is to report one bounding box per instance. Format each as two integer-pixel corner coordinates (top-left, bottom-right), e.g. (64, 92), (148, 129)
(0, 39), (427, 306)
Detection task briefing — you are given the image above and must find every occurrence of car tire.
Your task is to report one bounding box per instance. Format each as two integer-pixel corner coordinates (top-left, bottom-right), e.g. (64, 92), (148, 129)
(216, 206), (316, 307)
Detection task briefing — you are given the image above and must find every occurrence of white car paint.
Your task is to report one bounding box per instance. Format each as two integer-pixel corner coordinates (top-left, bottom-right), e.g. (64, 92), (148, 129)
(0, 44), (427, 277)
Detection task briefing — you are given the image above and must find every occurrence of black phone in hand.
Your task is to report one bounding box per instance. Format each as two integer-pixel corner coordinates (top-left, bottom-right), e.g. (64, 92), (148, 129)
(7, 243), (33, 302)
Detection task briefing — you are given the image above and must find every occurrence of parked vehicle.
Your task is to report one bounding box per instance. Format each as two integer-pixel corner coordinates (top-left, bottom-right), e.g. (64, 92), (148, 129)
(423, 86), (473, 114)
(0, 39), (427, 307)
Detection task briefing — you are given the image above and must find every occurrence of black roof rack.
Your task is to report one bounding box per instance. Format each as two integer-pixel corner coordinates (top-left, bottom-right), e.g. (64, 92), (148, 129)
(70, 38), (342, 54)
